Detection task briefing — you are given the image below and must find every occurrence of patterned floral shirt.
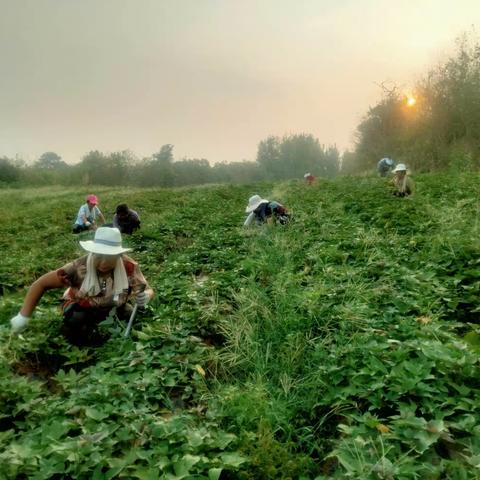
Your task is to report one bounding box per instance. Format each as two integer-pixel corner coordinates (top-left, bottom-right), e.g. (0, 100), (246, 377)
(56, 254), (149, 310)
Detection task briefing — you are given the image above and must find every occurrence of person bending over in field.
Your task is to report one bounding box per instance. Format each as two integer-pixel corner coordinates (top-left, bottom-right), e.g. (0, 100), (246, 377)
(304, 172), (317, 185)
(113, 203), (141, 235)
(73, 194), (106, 234)
(10, 227), (154, 346)
(391, 163), (414, 197)
(243, 194), (291, 227)
(377, 157), (395, 177)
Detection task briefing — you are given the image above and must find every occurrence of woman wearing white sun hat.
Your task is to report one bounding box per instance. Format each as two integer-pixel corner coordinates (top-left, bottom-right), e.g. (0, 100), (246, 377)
(391, 163), (414, 197)
(243, 194), (290, 227)
(10, 227), (154, 345)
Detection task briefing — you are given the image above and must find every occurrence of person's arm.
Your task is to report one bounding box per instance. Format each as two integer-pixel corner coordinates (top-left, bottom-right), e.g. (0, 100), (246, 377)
(127, 260), (154, 306)
(19, 270), (64, 317)
(137, 286), (154, 302)
(243, 212), (255, 227)
(129, 211), (141, 228)
(132, 284), (154, 307)
(96, 207), (106, 225)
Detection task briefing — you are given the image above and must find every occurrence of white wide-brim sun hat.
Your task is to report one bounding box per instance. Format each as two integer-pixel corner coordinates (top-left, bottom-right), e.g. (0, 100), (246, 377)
(393, 163), (407, 173)
(79, 227), (132, 255)
(246, 194), (269, 213)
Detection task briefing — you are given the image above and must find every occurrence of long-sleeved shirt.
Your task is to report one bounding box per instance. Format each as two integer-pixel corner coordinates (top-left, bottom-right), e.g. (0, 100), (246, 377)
(113, 209), (140, 234)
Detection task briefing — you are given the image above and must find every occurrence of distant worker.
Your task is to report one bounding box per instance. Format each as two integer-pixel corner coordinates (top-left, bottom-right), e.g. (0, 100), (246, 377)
(113, 203), (141, 235)
(391, 163), (414, 197)
(377, 157), (395, 177)
(304, 173), (316, 185)
(10, 227), (154, 346)
(73, 194), (106, 234)
(244, 194), (290, 227)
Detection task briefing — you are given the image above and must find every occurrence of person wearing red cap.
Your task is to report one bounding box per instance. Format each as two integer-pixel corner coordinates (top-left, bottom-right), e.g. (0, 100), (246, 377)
(73, 194), (106, 233)
(303, 173), (316, 185)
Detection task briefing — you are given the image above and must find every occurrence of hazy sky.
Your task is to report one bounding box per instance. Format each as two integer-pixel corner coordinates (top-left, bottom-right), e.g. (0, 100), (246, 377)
(1, 0), (479, 165)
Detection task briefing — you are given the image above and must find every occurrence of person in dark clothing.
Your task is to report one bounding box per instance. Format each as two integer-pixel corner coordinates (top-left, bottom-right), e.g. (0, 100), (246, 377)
(243, 195), (290, 226)
(113, 204), (141, 234)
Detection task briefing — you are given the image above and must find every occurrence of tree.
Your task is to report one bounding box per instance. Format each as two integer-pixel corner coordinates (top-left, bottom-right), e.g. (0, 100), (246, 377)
(76, 151), (107, 185)
(352, 31), (480, 173)
(35, 152), (68, 170)
(0, 157), (20, 183)
(340, 150), (358, 175)
(256, 136), (281, 179)
(173, 158), (211, 186)
(139, 144), (175, 187)
(211, 160), (264, 184)
(256, 134), (339, 180)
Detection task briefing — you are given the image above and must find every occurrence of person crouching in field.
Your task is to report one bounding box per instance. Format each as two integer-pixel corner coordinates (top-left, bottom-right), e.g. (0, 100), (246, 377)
(377, 157), (395, 177)
(113, 203), (141, 235)
(243, 194), (291, 227)
(73, 194), (106, 233)
(391, 163), (414, 197)
(10, 227), (154, 346)
(304, 172), (316, 185)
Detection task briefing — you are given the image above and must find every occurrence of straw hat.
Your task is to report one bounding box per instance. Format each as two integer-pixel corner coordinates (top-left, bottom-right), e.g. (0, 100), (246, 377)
(393, 163), (407, 173)
(79, 227), (131, 255)
(245, 194), (269, 213)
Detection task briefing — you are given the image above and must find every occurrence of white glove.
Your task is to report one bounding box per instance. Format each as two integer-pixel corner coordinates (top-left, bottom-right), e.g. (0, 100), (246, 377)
(11, 313), (30, 332)
(85, 221), (92, 227)
(136, 291), (149, 307)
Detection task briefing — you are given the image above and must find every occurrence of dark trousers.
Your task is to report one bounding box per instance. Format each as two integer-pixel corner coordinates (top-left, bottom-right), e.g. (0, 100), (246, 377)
(72, 224), (90, 234)
(61, 304), (132, 346)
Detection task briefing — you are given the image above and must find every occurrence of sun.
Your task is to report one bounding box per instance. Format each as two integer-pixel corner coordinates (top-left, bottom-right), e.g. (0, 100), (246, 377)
(406, 96), (416, 107)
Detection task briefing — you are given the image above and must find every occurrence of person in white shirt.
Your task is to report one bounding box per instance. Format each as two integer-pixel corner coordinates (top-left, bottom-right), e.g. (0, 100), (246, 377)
(73, 194), (106, 233)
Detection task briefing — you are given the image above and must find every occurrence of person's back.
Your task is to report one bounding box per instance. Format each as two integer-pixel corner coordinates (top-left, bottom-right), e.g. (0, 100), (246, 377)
(267, 201), (290, 224)
(244, 195), (290, 226)
(378, 158), (395, 177)
(113, 204), (141, 234)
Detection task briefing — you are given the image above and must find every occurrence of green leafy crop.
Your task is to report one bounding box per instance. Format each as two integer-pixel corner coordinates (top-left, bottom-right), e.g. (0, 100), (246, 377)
(0, 175), (479, 479)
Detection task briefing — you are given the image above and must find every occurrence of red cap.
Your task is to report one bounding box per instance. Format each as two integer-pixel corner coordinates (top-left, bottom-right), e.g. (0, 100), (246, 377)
(86, 194), (98, 205)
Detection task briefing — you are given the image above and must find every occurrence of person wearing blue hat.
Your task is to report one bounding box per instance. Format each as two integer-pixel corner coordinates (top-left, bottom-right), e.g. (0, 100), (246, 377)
(377, 157), (396, 177)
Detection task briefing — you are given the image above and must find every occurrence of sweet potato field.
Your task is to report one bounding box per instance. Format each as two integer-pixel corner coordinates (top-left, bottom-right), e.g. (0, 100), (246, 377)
(1, 174), (480, 479)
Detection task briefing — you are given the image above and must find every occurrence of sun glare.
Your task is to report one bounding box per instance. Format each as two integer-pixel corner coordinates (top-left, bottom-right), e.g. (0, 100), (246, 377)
(407, 96), (416, 107)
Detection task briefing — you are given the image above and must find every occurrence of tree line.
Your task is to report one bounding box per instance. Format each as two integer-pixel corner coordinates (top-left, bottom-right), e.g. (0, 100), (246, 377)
(0, 135), (340, 187)
(343, 31), (480, 174)
(2, 31), (478, 186)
